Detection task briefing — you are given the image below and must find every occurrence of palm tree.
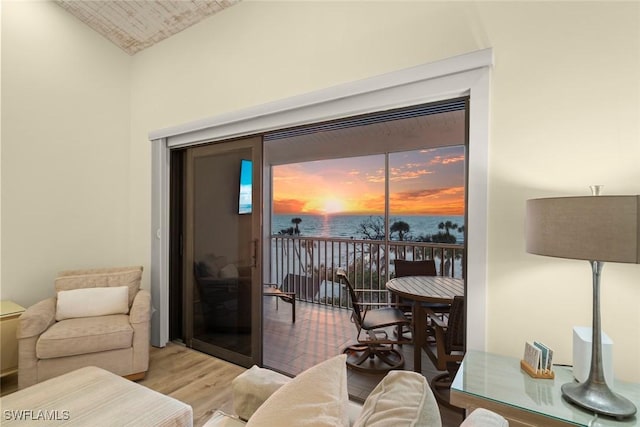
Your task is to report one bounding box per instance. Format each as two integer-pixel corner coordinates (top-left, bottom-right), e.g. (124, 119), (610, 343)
(291, 217), (302, 235)
(435, 221), (463, 276)
(438, 220), (459, 236)
(390, 220), (411, 261)
(390, 221), (410, 241)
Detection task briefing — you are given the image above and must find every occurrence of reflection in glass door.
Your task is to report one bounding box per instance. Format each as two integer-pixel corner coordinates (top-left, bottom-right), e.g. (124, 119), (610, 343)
(183, 137), (262, 367)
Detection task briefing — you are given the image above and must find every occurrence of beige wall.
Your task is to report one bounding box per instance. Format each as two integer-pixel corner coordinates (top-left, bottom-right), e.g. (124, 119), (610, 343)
(1, 1), (131, 305)
(1, 1), (638, 380)
(130, 2), (640, 380)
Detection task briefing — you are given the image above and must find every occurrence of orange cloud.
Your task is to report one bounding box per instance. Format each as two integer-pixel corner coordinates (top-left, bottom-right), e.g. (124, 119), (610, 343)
(430, 154), (465, 165)
(389, 187), (465, 215)
(390, 168), (433, 182)
(273, 198), (307, 214)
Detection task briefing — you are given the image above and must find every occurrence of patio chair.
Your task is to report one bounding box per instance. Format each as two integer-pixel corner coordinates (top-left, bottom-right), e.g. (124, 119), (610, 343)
(394, 259), (437, 277)
(262, 284), (295, 323)
(336, 270), (412, 373)
(393, 259), (450, 339)
(424, 295), (466, 411)
(280, 273), (321, 301)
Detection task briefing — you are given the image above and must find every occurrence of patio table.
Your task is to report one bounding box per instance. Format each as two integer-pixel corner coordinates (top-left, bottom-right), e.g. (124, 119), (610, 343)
(386, 276), (464, 372)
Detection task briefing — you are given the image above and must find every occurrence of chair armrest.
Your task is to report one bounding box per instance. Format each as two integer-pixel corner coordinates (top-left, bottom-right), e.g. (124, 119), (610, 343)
(424, 308), (448, 329)
(17, 297), (56, 339)
(129, 289), (151, 324)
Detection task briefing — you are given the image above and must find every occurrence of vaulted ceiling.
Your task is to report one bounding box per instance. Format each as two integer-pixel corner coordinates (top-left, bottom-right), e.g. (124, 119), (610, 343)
(55, 1), (241, 55)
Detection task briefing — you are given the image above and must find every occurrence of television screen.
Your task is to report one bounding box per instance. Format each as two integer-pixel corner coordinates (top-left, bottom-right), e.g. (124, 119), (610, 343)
(238, 159), (252, 214)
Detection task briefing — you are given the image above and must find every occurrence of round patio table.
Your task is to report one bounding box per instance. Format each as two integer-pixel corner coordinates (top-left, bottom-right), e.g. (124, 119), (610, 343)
(386, 276), (464, 372)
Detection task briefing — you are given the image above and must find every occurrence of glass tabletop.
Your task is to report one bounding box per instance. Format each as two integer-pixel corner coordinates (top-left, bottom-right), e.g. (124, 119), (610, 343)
(452, 350), (640, 427)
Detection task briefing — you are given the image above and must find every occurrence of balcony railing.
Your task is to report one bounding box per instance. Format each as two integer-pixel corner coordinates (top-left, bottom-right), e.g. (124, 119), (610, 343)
(268, 235), (464, 309)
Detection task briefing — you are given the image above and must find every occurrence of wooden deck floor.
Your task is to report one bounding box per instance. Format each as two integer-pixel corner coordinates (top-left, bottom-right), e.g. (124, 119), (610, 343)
(263, 296), (465, 425)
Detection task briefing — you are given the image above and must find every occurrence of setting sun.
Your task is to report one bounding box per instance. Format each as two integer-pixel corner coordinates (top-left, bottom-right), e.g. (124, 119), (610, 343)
(321, 198), (345, 214)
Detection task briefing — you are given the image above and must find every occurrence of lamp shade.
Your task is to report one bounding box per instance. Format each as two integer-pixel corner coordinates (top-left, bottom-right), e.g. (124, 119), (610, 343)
(526, 195), (640, 263)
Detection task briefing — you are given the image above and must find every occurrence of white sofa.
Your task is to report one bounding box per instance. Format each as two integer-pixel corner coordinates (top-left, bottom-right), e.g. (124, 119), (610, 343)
(204, 355), (507, 427)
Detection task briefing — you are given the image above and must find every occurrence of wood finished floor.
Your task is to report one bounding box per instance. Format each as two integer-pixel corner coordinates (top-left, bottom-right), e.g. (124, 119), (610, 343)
(0, 297), (465, 426)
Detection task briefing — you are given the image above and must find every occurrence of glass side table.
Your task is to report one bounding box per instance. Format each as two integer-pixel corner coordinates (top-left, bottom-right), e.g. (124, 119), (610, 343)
(451, 350), (639, 427)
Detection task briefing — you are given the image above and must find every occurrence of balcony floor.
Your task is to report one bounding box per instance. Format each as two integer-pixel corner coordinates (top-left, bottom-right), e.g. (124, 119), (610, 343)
(263, 296), (465, 425)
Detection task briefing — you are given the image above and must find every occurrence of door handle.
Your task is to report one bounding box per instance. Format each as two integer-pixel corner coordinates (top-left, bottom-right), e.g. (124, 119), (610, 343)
(251, 239), (258, 267)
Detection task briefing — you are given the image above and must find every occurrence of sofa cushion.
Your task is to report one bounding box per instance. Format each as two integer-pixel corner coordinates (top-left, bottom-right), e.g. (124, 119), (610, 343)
(36, 315), (133, 359)
(353, 370), (442, 427)
(55, 286), (129, 321)
(232, 365), (291, 421)
(246, 354), (349, 427)
(55, 266), (142, 307)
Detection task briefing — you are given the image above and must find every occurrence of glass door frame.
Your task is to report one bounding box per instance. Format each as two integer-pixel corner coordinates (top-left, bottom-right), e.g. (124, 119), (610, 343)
(182, 136), (263, 368)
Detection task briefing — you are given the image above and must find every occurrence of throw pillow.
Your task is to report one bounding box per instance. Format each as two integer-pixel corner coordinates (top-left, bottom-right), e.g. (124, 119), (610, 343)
(56, 286), (129, 321)
(246, 355), (349, 427)
(54, 266), (142, 307)
(353, 370), (442, 427)
(232, 365), (291, 421)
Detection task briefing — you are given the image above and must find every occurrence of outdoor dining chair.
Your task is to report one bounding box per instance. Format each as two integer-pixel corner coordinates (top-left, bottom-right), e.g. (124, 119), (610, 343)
(336, 269), (412, 373)
(393, 259), (450, 339)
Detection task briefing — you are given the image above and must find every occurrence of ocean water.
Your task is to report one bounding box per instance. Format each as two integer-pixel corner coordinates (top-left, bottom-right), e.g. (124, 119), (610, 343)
(272, 214), (465, 243)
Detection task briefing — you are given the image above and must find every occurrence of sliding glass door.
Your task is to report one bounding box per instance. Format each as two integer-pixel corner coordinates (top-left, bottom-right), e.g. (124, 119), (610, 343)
(182, 136), (262, 367)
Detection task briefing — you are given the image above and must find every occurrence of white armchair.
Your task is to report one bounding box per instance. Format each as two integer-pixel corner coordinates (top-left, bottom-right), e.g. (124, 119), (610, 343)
(17, 266), (150, 389)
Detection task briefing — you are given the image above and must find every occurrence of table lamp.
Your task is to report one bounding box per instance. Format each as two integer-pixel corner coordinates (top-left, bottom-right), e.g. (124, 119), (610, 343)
(525, 186), (639, 419)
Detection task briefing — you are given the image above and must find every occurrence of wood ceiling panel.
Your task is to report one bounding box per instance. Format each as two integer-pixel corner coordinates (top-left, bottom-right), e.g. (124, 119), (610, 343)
(55, 0), (240, 55)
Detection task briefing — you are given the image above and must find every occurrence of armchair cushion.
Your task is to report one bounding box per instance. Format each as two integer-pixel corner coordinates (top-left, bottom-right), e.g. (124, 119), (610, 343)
(55, 286), (129, 321)
(246, 354), (349, 427)
(36, 315), (132, 359)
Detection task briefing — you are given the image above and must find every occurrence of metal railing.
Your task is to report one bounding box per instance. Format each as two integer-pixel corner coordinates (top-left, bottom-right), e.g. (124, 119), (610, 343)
(268, 235), (464, 309)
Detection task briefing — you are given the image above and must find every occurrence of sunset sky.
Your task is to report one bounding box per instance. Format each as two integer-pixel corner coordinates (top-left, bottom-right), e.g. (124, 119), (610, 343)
(273, 146), (465, 215)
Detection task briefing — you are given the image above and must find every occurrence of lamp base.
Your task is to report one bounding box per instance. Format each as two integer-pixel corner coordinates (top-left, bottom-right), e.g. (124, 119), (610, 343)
(561, 380), (637, 420)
